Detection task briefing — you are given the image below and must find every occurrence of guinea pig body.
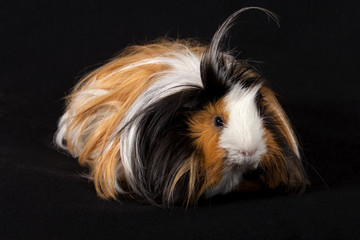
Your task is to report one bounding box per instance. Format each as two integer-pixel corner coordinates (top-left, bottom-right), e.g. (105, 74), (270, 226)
(55, 8), (307, 206)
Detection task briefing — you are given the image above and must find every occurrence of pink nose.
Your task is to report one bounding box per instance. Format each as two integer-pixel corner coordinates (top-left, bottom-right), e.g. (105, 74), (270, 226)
(240, 150), (256, 157)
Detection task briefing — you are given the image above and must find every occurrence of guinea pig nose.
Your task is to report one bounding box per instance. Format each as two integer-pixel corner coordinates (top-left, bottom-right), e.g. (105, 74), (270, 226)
(240, 149), (256, 157)
(240, 151), (249, 156)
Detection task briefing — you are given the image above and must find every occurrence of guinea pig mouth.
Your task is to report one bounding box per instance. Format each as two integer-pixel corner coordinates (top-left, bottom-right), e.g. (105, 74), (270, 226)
(226, 155), (260, 169)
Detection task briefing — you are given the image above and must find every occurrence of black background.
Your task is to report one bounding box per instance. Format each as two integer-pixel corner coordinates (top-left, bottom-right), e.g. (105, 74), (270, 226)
(1, 0), (360, 239)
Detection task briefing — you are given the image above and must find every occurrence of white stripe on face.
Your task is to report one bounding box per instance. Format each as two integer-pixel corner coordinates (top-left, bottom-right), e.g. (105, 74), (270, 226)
(219, 84), (267, 168)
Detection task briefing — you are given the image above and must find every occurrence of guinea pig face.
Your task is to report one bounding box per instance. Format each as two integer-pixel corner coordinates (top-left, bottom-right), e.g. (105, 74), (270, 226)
(190, 84), (267, 168)
(188, 81), (267, 198)
(219, 84), (267, 169)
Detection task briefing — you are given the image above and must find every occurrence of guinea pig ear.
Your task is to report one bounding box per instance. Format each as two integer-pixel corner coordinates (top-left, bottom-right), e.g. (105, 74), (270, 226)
(259, 86), (308, 193)
(200, 7), (279, 96)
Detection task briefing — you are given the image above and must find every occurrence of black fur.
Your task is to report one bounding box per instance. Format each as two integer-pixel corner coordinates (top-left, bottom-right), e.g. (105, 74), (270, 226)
(200, 8), (269, 98)
(261, 105), (307, 193)
(131, 88), (203, 205)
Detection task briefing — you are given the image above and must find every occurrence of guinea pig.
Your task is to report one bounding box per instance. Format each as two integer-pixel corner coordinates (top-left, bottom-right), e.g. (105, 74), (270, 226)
(55, 7), (308, 206)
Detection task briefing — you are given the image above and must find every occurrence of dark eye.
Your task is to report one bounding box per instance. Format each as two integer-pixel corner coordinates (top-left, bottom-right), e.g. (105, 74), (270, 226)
(214, 116), (224, 128)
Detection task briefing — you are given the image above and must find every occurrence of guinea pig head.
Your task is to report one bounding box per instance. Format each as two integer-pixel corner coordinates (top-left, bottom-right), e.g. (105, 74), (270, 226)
(185, 7), (307, 200)
(188, 82), (267, 196)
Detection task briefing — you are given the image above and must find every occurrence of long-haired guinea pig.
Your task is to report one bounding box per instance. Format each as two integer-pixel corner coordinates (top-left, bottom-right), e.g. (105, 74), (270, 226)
(55, 7), (308, 206)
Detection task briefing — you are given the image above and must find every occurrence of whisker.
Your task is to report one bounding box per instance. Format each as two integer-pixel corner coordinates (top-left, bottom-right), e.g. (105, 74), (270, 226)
(303, 160), (330, 189)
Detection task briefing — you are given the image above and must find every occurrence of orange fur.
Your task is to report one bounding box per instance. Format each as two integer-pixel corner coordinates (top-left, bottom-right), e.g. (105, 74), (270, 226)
(168, 153), (202, 207)
(188, 99), (228, 192)
(258, 86), (307, 191)
(260, 87), (300, 155)
(260, 129), (287, 188)
(63, 40), (206, 199)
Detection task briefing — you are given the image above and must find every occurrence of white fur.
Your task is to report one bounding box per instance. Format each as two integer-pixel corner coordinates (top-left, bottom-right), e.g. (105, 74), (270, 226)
(210, 83), (267, 195)
(55, 45), (204, 195)
(55, 88), (112, 156)
(206, 166), (244, 197)
(117, 47), (203, 192)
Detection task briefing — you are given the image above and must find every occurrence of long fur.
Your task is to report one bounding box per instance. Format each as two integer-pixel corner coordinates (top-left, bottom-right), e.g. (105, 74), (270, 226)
(55, 7), (308, 206)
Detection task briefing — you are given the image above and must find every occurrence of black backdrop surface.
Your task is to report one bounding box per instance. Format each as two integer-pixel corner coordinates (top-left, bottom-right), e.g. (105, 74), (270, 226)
(1, 0), (360, 239)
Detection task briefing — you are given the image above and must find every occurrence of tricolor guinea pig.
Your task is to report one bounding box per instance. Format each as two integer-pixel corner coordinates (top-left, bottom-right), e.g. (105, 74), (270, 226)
(55, 7), (308, 206)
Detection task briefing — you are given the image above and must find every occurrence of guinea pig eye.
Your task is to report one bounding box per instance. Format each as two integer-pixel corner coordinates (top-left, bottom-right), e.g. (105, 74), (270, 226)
(214, 116), (224, 129)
